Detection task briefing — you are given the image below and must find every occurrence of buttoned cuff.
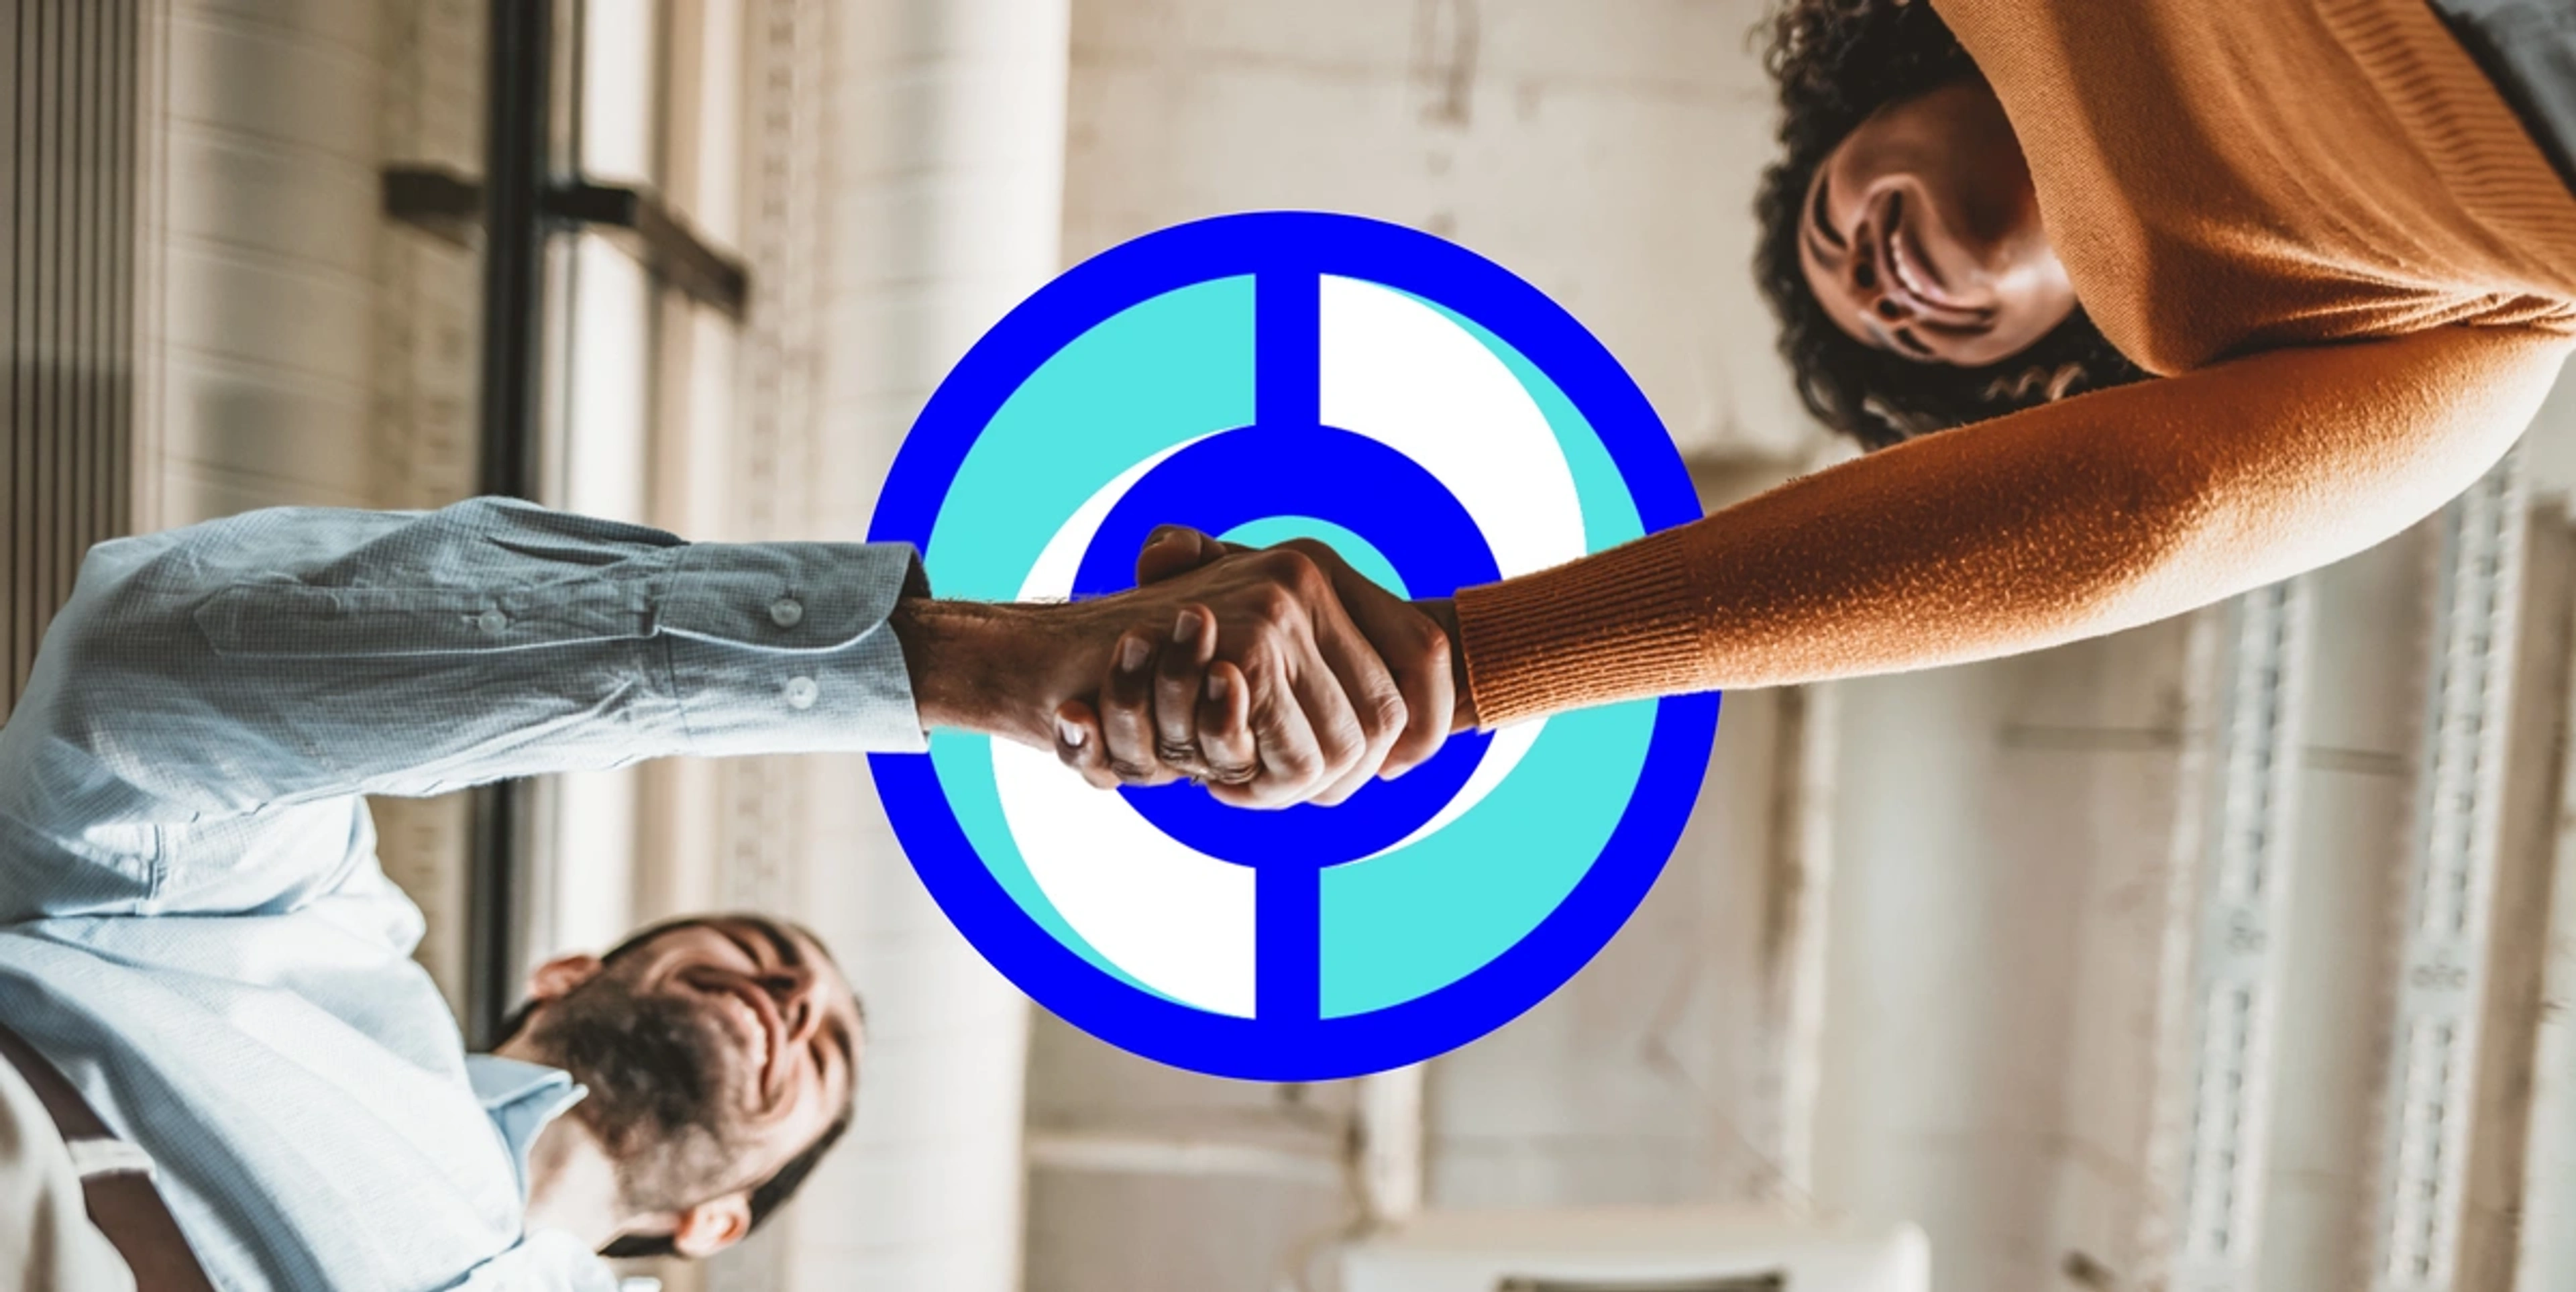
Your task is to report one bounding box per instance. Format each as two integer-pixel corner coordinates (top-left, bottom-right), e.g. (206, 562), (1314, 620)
(658, 541), (933, 755)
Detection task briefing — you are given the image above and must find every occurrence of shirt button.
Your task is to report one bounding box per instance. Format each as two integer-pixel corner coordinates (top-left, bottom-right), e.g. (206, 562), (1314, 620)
(476, 609), (508, 635)
(784, 676), (820, 710)
(769, 597), (805, 629)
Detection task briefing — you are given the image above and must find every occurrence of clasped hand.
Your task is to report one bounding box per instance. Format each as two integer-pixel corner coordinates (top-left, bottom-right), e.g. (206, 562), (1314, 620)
(1048, 527), (1469, 808)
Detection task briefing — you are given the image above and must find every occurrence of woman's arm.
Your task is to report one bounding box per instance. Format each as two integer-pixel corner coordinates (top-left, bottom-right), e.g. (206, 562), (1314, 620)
(1454, 325), (2573, 724)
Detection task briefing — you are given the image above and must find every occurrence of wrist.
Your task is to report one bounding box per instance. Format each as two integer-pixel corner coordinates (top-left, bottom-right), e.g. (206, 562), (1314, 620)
(890, 598), (1088, 747)
(1415, 597), (1479, 731)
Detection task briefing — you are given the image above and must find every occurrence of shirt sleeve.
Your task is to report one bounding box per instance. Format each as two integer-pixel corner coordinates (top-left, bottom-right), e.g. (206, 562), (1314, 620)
(0, 498), (930, 920)
(1453, 325), (2576, 723)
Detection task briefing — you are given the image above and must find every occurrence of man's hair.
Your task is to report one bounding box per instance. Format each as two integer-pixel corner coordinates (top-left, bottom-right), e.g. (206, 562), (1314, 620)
(1750, 0), (2148, 449)
(495, 915), (858, 1261)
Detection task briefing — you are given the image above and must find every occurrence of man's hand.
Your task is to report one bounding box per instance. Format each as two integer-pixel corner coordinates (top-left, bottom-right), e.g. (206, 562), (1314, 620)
(890, 545), (1412, 808)
(1057, 527), (1472, 802)
(1049, 605), (1261, 793)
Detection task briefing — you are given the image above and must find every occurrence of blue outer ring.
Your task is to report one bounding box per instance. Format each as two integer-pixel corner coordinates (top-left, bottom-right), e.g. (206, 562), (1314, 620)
(868, 211), (1718, 1081)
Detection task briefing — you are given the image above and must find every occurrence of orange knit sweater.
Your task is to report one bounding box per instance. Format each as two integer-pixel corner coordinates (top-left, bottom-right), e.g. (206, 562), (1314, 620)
(1452, 0), (2576, 725)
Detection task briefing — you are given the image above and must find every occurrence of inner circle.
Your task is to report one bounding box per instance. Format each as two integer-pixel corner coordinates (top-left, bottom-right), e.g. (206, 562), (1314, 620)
(1072, 424), (1500, 869)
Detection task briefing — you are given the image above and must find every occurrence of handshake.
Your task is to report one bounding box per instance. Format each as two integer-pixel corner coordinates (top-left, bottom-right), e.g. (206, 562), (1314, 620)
(891, 525), (1478, 808)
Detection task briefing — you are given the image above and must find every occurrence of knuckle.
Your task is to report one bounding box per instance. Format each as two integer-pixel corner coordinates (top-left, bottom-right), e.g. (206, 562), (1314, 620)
(1105, 757), (1158, 784)
(1259, 547), (1324, 592)
(1365, 690), (1409, 740)
(1283, 551), (1330, 595)
(1324, 711), (1368, 757)
(1411, 615), (1451, 659)
(1248, 578), (1302, 625)
(1272, 747), (1322, 783)
(1278, 537), (1337, 569)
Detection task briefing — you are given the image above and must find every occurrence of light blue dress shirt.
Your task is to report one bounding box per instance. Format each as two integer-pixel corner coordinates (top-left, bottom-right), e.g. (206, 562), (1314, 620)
(0, 499), (928, 1291)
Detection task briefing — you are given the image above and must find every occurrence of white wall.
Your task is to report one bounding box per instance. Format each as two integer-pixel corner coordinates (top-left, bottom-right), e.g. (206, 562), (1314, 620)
(157, 0), (387, 522)
(1062, 0), (1811, 465)
(1813, 617), (2197, 1292)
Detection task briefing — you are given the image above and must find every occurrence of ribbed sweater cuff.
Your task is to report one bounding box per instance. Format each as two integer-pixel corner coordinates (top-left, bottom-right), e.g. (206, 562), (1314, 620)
(1452, 534), (1712, 727)
(2319, 0), (2576, 254)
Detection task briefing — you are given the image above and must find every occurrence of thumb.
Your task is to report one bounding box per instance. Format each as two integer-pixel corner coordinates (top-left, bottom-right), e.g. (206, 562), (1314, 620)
(1134, 525), (1238, 585)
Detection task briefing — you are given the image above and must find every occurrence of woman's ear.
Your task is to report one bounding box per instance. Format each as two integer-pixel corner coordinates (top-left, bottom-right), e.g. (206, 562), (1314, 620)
(524, 953), (604, 1005)
(669, 1193), (753, 1258)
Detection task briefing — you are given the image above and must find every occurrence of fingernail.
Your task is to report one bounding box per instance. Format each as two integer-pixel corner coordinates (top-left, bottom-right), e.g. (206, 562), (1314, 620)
(1057, 716), (1085, 748)
(1119, 636), (1151, 673)
(1206, 671), (1229, 702)
(1174, 609), (1204, 643)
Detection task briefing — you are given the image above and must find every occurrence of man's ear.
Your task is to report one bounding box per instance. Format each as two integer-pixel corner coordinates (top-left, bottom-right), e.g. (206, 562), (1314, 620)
(524, 952), (605, 1005)
(669, 1193), (753, 1259)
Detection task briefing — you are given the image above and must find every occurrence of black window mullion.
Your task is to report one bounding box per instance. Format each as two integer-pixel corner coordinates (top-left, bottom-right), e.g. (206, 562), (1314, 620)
(466, 0), (560, 1052)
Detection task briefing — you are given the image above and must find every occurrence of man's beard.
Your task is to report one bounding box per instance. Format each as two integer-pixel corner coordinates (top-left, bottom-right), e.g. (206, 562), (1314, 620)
(530, 973), (747, 1212)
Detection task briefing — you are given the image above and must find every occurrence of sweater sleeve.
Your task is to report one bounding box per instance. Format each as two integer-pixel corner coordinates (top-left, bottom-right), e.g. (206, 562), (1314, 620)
(1453, 325), (2574, 725)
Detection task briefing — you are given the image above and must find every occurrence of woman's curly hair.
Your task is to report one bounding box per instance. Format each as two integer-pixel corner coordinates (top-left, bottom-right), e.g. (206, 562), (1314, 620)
(1752, 0), (2147, 450)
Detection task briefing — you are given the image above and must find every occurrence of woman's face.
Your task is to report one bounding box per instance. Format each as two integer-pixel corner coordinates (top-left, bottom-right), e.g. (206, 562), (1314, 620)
(1797, 78), (2074, 368)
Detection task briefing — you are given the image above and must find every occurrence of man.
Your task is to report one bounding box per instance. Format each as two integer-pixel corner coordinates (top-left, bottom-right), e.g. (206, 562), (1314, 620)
(0, 497), (1457, 1290)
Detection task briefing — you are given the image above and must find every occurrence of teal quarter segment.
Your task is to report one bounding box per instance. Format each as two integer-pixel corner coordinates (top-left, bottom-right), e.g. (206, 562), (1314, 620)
(924, 276), (1258, 600)
(1319, 698), (1658, 1016)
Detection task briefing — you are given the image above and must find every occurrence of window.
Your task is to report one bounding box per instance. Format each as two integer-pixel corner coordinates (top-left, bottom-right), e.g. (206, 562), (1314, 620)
(387, 0), (750, 1044)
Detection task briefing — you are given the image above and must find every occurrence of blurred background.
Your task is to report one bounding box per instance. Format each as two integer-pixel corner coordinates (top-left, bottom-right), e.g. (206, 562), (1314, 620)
(5, 1), (2576, 1290)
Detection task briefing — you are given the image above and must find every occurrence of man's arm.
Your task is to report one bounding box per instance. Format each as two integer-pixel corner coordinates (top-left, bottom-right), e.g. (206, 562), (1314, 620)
(0, 498), (1406, 918)
(0, 498), (964, 920)
(0, 499), (938, 822)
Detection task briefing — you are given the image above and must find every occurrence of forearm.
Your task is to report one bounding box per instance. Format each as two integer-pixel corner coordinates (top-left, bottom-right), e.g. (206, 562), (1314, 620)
(1450, 329), (2567, 725)
(0, 500), (932, 826)
(1455, 420), (2194, 717)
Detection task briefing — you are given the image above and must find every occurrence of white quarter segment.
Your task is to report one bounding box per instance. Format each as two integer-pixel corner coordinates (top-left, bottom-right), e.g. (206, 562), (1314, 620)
(991, 737), (1261, 1016)
(1316, 275), (1588, 580)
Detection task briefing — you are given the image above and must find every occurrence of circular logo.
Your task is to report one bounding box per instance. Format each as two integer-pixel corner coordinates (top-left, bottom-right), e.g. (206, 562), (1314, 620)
(869, 212), (1717, 1080)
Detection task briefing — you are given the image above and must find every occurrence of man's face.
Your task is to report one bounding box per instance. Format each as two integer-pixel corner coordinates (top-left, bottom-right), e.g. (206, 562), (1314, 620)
(523, 916), (862, 1212)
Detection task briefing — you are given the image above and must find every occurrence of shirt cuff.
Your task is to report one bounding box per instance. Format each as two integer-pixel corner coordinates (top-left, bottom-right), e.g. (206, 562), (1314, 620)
(657, 540), (933, 755)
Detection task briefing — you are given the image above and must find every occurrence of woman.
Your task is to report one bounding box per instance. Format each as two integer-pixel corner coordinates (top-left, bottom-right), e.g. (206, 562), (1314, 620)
(1061, 0), (2576, 798)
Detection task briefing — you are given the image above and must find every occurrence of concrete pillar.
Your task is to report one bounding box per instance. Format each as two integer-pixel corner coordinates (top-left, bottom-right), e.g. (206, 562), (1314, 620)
(733, 2), (1073, 1289)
